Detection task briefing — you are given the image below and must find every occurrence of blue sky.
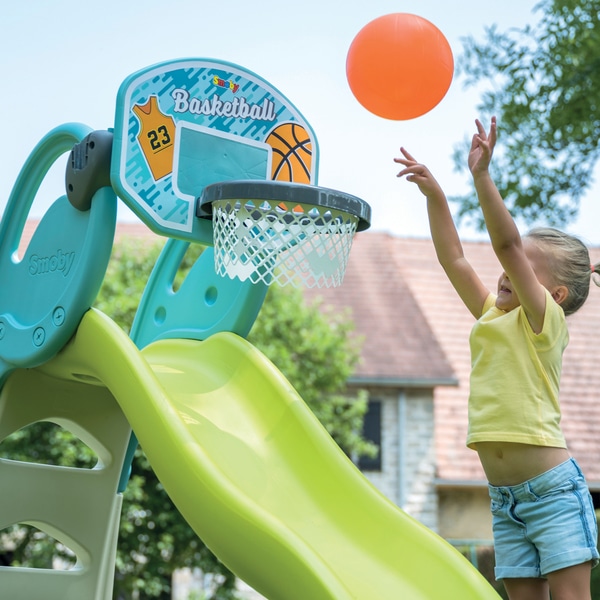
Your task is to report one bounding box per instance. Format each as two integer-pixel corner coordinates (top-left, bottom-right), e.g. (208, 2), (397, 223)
(5, 0), (594, 244)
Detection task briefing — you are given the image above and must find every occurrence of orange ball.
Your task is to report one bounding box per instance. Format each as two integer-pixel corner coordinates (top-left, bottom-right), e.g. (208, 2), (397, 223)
(346, 13), (454, 120)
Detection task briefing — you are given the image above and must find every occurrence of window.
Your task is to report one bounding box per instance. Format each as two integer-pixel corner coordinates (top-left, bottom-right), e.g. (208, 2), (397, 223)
(358, 400), (382, 471)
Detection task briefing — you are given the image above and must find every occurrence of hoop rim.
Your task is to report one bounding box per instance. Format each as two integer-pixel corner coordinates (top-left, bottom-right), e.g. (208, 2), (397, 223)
(196, 179), (371, 232)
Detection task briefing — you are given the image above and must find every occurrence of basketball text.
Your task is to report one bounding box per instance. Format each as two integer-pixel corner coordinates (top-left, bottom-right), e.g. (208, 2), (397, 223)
(171, 89), (276, 121)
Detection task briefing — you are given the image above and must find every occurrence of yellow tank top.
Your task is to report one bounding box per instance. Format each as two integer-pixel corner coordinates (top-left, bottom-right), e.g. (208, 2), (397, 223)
(466, 290), (568, 449)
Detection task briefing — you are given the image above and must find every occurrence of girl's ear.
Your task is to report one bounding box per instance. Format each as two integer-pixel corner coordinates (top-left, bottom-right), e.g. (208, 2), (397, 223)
(552, 285), (569, 305)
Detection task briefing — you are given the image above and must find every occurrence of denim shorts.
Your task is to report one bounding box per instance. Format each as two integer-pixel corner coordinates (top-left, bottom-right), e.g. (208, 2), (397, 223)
(488, 458), (599, 580)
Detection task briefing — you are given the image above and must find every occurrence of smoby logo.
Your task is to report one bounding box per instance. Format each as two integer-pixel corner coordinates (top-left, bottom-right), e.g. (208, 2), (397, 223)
(212, 75), (240, 93)
(29, 250), (76, 277)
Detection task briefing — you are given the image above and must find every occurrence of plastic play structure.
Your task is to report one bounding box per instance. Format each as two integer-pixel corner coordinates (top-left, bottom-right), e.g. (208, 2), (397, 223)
(0, 59), (499, 599)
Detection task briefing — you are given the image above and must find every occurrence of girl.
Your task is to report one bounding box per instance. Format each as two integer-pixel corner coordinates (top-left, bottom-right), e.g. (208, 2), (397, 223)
(395, 117), (599, 600)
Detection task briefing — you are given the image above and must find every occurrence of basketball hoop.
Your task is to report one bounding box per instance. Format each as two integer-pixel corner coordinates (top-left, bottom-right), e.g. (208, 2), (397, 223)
(197, 180), (371, 288)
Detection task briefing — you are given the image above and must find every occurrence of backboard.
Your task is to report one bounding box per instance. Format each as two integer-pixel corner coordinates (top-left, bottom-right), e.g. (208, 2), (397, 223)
(111, 58), (319, 244)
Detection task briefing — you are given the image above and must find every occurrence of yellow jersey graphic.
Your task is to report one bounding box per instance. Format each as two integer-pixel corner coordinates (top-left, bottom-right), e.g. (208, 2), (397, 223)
(132, 96), (175, 181)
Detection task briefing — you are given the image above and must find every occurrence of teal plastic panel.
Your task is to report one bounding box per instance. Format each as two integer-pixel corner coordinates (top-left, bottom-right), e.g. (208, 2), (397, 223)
(0, 123), (117, 386)
(130, 240), (268, 350)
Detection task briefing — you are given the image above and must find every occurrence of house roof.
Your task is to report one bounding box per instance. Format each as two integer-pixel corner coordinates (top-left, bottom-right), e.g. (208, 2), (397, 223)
(308, 231), (600, 486)
(304, 232), (456, 387)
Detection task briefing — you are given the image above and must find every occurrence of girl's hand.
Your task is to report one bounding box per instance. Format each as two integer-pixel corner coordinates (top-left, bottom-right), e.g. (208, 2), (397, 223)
(394, 147), (444, 198)
(468, 117), (497, 177)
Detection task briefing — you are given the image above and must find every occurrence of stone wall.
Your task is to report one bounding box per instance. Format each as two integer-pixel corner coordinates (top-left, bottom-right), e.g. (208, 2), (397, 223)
(358, 387), (438, 531)
(438, 487), (493, 541)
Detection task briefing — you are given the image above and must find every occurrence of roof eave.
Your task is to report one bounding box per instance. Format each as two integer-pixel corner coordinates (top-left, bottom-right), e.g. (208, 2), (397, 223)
(347, 376), (458, 388)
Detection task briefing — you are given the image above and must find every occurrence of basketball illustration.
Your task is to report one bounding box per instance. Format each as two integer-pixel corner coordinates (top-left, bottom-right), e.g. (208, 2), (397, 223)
(265, 123), (313, 183)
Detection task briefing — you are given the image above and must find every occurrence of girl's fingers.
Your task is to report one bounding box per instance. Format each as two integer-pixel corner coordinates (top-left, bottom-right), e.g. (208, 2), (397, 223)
(398, 166), (428, 179)
(489, 120), (497, 146)
(400, 146), (417, 161)
(476, 116), (497, 143)
(475, 119), (487, 140)
(394, 147), (430, 178)
(395, 147), (419, 169)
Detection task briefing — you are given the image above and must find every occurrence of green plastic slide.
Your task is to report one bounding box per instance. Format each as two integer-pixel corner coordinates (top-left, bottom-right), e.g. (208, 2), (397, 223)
(36, 308), (499, 599)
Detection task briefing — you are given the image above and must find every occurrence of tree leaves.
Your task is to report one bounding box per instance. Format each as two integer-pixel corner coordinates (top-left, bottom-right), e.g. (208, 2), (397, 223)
(453, 0), (600, 229)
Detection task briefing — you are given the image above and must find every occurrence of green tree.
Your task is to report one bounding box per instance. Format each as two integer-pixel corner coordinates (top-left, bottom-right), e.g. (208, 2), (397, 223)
(452, 0), (600, 229)
(0, 237), (373, 599)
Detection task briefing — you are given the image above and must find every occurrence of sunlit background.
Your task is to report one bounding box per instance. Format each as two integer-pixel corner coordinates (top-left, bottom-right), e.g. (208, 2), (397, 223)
(5, 0), (595, 244)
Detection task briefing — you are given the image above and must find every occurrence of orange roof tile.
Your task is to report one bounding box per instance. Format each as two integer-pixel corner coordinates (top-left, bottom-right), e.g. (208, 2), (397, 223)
(306, 232), (455, 385)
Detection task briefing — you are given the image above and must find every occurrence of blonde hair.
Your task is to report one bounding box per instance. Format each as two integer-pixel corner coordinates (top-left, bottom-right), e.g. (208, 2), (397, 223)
(525, 227), (599, 316)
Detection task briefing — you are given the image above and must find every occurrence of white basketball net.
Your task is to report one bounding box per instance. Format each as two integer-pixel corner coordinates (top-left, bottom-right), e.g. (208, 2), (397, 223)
(211, 198), (359, 288)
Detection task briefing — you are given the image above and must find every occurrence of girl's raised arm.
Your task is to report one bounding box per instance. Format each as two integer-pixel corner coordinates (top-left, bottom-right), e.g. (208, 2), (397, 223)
(395, 148), (490, 318)
(469, 118), (549, 333)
